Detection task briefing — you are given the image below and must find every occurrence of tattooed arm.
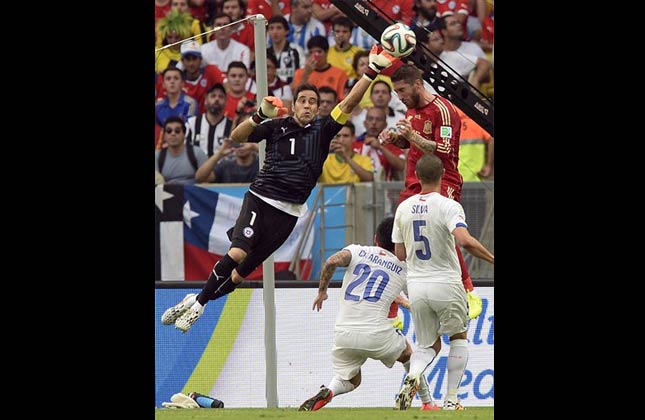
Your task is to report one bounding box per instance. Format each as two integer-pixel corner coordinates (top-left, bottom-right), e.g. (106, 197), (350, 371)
(407, 131), (437, 153)
(312, 249), (352, 312)
(395, 117), (437, 153)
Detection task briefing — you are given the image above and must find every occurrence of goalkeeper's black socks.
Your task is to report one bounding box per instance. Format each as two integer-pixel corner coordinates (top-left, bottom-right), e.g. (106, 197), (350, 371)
(197, 254), (239, 305)
(211, 276), (238, 300)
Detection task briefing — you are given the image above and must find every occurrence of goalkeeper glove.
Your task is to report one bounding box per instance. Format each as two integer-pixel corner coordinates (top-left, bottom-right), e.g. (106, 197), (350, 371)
(363, 45), (397, 81)
(250, 96), (289, 125)
(467, 290), (483, 320)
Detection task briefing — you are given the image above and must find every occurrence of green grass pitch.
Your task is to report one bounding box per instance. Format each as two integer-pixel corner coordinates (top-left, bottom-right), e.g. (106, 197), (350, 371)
(155, 407), (494, 419)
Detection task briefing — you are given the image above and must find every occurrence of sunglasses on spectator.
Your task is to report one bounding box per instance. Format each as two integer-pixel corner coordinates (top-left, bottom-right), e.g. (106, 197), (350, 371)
(165, 127), (183, 134)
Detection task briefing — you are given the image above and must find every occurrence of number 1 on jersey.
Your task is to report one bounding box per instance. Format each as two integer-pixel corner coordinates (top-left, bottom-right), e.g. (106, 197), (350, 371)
(289, 138), (295, 155)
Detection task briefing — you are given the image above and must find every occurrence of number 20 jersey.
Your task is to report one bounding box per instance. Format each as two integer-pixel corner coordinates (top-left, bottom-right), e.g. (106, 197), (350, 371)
(335, 244), (407, 333)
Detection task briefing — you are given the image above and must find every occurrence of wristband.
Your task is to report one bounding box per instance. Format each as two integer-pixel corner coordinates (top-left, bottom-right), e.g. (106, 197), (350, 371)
(363, 69), (377, 81)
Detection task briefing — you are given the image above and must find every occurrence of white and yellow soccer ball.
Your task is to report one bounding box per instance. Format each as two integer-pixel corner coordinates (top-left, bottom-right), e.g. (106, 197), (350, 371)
(380, 23), (417, 58)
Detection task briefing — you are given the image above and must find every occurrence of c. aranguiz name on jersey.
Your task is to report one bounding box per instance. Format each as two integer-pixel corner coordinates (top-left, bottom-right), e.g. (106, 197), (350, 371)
(246, 115), (342, 204)
(358, 249), (404, 275)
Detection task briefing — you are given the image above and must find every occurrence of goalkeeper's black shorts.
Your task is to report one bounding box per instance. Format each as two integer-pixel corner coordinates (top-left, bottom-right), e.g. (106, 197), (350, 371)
(227, 191), (298, 278)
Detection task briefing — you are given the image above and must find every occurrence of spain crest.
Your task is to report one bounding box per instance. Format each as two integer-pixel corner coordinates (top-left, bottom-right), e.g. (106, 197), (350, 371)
(423, 120), (432, 134)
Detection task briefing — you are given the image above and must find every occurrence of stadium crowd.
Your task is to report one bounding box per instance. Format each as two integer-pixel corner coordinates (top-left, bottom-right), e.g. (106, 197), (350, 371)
(154, 0), (494, 186)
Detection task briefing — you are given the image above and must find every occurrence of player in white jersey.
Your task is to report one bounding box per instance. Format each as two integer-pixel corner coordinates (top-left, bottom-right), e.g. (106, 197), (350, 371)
(299, 217), (439, 412)
(392, 153), (494, 411)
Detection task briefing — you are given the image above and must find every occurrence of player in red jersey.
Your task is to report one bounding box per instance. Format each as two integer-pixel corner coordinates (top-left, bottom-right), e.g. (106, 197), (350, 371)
(380, 63), (482, 320)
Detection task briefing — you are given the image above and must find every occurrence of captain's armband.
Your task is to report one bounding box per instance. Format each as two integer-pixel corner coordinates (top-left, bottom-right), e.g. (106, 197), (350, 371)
(330, 105), (351, 125)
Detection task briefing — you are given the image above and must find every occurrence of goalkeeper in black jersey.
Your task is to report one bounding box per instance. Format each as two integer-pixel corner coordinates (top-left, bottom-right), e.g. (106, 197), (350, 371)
(162, 45), (400, 332)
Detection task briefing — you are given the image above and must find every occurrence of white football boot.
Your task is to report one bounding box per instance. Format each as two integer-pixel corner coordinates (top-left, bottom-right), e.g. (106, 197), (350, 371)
(161, 293), (197, 325)
(175, 303), (204, 333)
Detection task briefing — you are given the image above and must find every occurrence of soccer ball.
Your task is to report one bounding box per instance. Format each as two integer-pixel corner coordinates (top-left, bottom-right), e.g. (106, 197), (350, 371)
(380, 23), (416, 58)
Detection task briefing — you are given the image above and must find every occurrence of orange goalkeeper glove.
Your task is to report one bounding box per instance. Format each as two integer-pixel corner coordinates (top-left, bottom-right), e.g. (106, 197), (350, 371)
(363, 45), (397, 81)
(251, 96), (289, 125)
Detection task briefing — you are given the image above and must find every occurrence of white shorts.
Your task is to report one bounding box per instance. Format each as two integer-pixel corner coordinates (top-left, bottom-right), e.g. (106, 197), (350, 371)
(331, 328), (407, 380)
(407, 282), (469, 348)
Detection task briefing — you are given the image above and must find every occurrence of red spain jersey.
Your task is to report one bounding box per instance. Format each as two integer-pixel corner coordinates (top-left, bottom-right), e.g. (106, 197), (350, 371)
(400, 95), (462, 203)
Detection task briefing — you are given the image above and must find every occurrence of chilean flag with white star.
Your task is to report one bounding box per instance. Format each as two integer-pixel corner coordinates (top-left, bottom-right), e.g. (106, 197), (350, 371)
(155, 184), (313, 281)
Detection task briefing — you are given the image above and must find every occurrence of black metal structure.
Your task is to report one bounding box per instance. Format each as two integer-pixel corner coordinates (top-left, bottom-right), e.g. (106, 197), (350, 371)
(330, 0), (494, 135)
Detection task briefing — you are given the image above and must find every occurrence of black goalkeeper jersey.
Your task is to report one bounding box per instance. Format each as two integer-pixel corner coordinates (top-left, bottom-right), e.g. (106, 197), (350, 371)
(247, 114), (343, 204)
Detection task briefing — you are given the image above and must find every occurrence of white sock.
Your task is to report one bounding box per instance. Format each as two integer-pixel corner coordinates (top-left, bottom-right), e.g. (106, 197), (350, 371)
(328, 375), (355, 397)
(416, 372), (432, 404)
(405, 358), (432, 404)
(446, 339), (468, 401)
(410, 346), (437, 378)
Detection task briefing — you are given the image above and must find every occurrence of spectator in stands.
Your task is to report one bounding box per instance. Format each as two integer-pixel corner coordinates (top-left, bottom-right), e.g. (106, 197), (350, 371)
(185, 83), (235, 157)
(312, 0), (344, 34)
(195, 138), (259, 183)
(319, 121), (374, 183)
(265, 54), (294, 111)
(352, 80), (406, 136)
(327, 16), (364, 79)
(435, 0), (470, 37)
(155, 115), (209, 184)
(298, 217), (438, 412)
(392, 153), (493, 411)
(421, 26), (444, 56)
(222, 0), (255, 54)
(267, 15), (306, 85)
(345, 51), (368, 93)
(156, 41), (225, 114)
(456, 106), (493, 181)
(155, 10), (194, 73)
(438, 15), (490, 89)
(291, 35), (348, 101)
(155, 0), (210, 46)
(286, 0), (326, 51)
(155, 67), (199, 149)
(345, 52), (403, 114)
(317, 86), (337, 118)
(477, 0), (494, 53)
(201, 13), (251, 71)
(355, 107), (406, 182)
(248, 0), (291, 21)
(224, 61), (257, 120)
(410, 0), (439, 32)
